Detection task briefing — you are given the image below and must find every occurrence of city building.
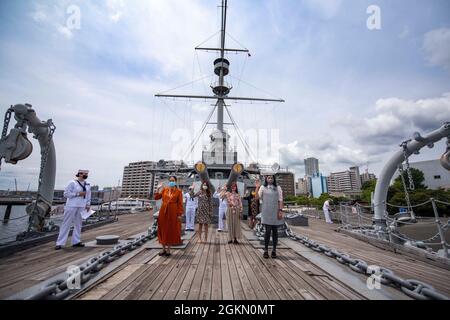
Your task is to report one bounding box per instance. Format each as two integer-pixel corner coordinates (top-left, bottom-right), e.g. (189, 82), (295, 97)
(102, 187), (122, 202)
(274, 170), (296, 198)
(304, 157), (319, 176)
(122, 160), (190, 199)
(296, 177), (309, 196)
(393, 159), (450, 190)
(310, 173), (328, 198)
(121, 161), (156, 199)
(349, 166), (362, 191)
(327, 166), (362, 198)
(361, 170), (376, 185)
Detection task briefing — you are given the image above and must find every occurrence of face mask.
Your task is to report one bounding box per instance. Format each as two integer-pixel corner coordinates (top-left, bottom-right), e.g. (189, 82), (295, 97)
(202, 185), (208, 190)
(82, 175), (88, 179)
(168, 181), (176, 187)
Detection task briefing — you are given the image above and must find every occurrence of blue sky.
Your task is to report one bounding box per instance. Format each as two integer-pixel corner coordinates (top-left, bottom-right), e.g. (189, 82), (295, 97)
(0, 0), (449, 190)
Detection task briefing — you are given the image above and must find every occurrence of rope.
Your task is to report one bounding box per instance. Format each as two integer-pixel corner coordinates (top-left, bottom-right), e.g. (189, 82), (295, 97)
(389, 230), (444, 243)
(386, 199), (432, 208)
(0, 214), (29, 222)
(434, 199), (450, 206)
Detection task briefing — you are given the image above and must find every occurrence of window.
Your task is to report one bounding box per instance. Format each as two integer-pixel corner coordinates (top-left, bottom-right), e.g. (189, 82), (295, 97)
(434, 175), (441, 179)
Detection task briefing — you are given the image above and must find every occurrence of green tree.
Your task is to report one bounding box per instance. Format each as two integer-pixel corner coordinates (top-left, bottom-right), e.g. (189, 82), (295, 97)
(386, 167), (450, 216)
(392, 167), (427, 191)
(361, 179), (377, 203)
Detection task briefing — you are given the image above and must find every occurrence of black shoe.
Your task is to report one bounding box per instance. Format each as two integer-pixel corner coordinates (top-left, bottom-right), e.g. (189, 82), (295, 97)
(158, 250), (167, 256)
(55, 245), (62, 250)
(72, 242), (85, 247)
(228, 240), (233, 244)
(233, 239), (239, 244)
(263, 251), (269, 259)
(164, 252), (171, 257)
(271, 251), (277, 259)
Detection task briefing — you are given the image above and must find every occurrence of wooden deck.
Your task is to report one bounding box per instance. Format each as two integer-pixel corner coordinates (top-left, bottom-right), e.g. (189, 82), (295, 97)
(0, 212), (448, 300)
(76, 228), (366, 300)
(0, 212), (153, 299)
(289, 218), (450, 296)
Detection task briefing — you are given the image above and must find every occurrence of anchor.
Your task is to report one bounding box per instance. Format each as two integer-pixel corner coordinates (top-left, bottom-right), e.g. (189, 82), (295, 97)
(0, 104), (57, 234)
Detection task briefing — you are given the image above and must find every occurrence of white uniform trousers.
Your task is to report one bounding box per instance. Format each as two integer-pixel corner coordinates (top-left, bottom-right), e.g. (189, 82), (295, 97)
(56, 206), (84, 246)
(218, 206), (227, 231)
(185, 207), (196, 230)
(323, 209), (333, 224)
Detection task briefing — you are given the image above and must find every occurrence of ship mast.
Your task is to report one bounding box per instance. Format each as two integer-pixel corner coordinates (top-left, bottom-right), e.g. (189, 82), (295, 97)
(155, 0), (284, 163)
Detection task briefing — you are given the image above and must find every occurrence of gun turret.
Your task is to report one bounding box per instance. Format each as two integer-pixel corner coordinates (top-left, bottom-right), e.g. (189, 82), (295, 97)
(226, 162), (244, 190)
(194, 161), (215, 194)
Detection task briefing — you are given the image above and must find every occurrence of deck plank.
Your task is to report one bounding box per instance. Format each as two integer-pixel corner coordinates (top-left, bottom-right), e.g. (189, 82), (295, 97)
(175, 234), (208, 300)
(218, 232), (233, 300)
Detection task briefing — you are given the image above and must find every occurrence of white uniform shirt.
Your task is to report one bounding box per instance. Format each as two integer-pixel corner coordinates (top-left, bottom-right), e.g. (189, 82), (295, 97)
(64, 180), (91, 207)
(323, 200), (330, 211)
(213, 190), (228, 209)
(257, 185), (283, 202)
(184, 192), (198, 209)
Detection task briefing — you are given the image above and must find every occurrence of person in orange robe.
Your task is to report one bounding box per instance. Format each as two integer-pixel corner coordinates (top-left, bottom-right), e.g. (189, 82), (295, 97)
(154, 175), (184, 257)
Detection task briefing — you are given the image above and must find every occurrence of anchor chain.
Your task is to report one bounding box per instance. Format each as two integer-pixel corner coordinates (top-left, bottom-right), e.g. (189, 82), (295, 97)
(1, 107), (12, 140)
(400, 141), (415, 191)
(0, 107), (13, 170)
(285, 228), (449, 300)
(24, 229), (157, 300)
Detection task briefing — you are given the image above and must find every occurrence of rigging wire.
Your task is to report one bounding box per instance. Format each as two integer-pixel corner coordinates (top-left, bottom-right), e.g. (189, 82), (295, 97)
(156, 74), (212, 95)
(182, 102), (218, 161)
(228, 74), (283, 100)
(195, 30), (221, 49)
(224, 105), (257, 163)
(235, 54), (248, 94)
(195, 51), (210, 95)
(225, 31), (249, 51)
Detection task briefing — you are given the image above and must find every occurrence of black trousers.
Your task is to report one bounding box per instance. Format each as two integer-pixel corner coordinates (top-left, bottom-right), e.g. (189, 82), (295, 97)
(264, 224), (278, 252)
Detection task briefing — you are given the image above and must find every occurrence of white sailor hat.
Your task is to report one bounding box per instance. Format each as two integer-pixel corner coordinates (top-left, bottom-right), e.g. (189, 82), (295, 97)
(76, 169), (89, 175)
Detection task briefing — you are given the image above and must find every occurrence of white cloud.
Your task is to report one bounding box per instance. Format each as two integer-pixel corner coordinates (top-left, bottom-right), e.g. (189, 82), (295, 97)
(303, 0), (342, 19)
(336, 92), (450, 149)
(31, 10), (47, 23)
(278, 136), (372, 176)
(125, 120), (137, 128)
(57, 25), (73, 39)
(423, 28), (450, 70)
(107, 0), (125, 23)
(399, 26), (410, 39)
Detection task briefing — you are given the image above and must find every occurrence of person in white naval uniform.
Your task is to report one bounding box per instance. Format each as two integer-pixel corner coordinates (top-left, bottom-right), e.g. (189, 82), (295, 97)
(213, 185), (228, 232)
(323, 199), (333, 224)
(184, 186), (198, 231)
(55, 169), (91, 250)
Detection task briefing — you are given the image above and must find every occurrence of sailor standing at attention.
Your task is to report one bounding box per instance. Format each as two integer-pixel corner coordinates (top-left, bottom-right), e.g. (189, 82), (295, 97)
(55, 169), (91, 250)
(213, 185), (228, 232)
(184, 186), (198, 232)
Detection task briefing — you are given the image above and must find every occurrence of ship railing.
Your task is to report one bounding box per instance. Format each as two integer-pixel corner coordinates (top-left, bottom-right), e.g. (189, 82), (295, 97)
(338, 199), (450, 258)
